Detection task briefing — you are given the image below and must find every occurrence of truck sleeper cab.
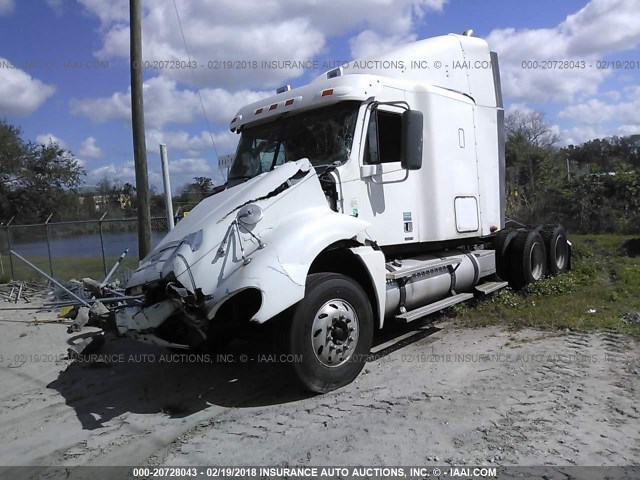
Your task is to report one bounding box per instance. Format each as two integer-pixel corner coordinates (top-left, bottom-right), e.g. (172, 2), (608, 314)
(115, 33), (571, 393)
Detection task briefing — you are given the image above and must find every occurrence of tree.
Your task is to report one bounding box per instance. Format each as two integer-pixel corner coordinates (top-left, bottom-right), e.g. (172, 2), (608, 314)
(505, 110), (559, 149)
(177, 176), (215, 212)
(192, 176), (214, 195)
(504, 110), (561, 221)
(0, 121), (85, 223)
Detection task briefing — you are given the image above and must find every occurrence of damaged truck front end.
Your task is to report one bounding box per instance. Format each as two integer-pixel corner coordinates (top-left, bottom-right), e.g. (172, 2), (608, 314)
(115, 158), (368, 352)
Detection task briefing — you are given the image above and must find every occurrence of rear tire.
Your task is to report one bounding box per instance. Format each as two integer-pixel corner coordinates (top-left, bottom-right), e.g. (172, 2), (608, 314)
(289, 273), (373, 393)
(540, 224), (569, 275)
(509, 230), (547, 289)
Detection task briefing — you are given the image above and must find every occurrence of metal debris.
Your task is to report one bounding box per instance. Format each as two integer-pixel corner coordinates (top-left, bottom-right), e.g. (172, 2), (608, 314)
(67, 334), (106, 359)
(10, 250), (91, 307)
(4, 249), (137, 343)
(0, 280), (45, 304)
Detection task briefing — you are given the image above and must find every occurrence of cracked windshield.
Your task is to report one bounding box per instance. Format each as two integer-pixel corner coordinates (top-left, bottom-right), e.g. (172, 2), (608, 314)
(229, 101), (360, 180)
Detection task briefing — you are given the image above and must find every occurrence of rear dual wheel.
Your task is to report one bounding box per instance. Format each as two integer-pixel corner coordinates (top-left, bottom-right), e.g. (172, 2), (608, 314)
(540, 224), (569, 275)
(509, 229), (547, 290)
(496, 225), (569, 289)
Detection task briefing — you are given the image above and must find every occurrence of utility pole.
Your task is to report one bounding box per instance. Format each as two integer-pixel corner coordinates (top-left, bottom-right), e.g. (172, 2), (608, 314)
(130, 0), (151, 259)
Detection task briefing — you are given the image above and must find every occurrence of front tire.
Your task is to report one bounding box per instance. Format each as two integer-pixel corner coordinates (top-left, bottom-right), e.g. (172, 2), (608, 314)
(289, 273), (373, 393)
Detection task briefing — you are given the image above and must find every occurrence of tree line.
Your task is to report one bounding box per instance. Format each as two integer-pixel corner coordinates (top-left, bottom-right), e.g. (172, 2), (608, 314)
(505, 111), (640, 233)
(0, 120), (215, 224)
(1, 116), (639, 233)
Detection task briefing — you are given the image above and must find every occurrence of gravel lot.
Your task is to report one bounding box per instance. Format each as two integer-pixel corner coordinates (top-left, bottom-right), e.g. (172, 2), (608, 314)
(0, 304), (638, 471)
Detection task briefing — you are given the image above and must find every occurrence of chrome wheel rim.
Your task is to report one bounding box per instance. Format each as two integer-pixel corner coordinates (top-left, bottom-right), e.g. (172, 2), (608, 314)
(311, 299), (359, 368)
(530, 241), (545, 280)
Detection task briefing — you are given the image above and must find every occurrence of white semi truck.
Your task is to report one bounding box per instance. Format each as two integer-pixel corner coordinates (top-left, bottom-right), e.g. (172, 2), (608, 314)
(115, 32), (570, 392)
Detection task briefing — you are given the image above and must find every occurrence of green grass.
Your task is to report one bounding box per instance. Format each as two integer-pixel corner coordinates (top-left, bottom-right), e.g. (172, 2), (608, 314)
(4, 255), (140, 283)
(447, 234), (640, 341)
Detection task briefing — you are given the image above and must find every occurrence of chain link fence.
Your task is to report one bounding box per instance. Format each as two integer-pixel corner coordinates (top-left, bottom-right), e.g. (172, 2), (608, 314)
(0, 217), (169, 283)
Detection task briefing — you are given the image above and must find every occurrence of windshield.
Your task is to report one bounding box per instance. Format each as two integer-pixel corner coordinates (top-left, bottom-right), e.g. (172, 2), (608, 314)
(229, 101), (359, 180)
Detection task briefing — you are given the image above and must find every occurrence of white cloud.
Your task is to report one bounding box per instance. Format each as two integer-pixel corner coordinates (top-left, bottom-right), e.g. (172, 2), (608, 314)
(623, 85), (640, 97)
(36, 133), (67, 149)
(349, 30), (418, 59)
(46, 0), (62, 15)
(0, 0), (14, 16)
(79, 136), (104, 158)
(505, 102), (533, 114)
(145, 129), (237, 156)
(87, 163), (117, 180)
(559, 96), (640, 127)
(561, 125), (611, 146)
(617, 124), (640, 136)
(146, 129), (213, 152)
(168, 158), (212, 176)
(78, 0), (447, 89)
(87, 161), (135, 183)
(0, 59), (55, 116)
(70, 76), (270, 129)
(600, 90), (622, 102)
(78, 0), (128, 24)
(211, 130), (239, 156)
(486, 0), (640, 103)
(563, 0), (640, 56)
(69, 86), (130, 125)
(558, 99), (612, 125)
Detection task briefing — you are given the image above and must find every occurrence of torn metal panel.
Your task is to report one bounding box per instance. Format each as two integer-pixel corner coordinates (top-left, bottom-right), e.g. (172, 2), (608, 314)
(115, 299), (178, 334)
(67, 334), (106, 359)
(127, 159), (315, 288)
(204, 207), (369, 324)
(114, 158), (371, 345)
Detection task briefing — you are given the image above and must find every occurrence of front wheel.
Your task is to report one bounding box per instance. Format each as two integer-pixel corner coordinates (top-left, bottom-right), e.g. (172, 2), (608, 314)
(289, 273), (373, 393)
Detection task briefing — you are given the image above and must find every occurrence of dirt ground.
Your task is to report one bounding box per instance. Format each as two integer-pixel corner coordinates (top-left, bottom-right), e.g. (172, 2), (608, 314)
(0, 304), (638, 471)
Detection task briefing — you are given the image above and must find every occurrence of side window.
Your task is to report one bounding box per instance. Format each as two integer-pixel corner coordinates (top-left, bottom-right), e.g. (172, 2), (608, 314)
(378, 111), (402, 163)
(364, 110), (402, 164)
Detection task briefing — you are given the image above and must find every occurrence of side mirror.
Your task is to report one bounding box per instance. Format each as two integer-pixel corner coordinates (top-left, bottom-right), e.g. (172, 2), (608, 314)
(401, 110), (423, 170)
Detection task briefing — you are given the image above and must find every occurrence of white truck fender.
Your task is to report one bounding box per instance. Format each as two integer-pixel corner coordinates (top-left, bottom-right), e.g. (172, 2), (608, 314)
(349, 246), (388, 328)
(207, 209), (371, 324)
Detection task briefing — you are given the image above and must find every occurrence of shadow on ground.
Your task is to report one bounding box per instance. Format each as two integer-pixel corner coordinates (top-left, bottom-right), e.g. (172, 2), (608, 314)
(48, 318), (443, 430)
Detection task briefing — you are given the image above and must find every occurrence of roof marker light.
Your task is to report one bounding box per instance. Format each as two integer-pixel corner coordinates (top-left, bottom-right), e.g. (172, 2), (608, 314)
(255, 107), (263, 115)
(269, 103), (278, 111)
(285, 99), (294, 106)
(276, 85), (291, 94)
(321, 89), (334, 97)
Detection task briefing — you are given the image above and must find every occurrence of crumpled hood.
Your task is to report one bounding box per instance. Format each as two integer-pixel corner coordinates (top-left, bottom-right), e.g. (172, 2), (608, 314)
(127, 158), (314, 289)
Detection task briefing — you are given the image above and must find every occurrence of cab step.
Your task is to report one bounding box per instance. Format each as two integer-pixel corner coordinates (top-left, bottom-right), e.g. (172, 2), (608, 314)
(474, 281), (508, 295)
(395, 292), (474, 323)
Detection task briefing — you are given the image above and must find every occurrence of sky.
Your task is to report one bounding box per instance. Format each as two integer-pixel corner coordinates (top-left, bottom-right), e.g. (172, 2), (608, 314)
(0, 0), (639, 192)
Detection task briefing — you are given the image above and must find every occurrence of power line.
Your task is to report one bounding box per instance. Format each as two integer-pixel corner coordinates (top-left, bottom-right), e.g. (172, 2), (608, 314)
(171, 0), (219, 161)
